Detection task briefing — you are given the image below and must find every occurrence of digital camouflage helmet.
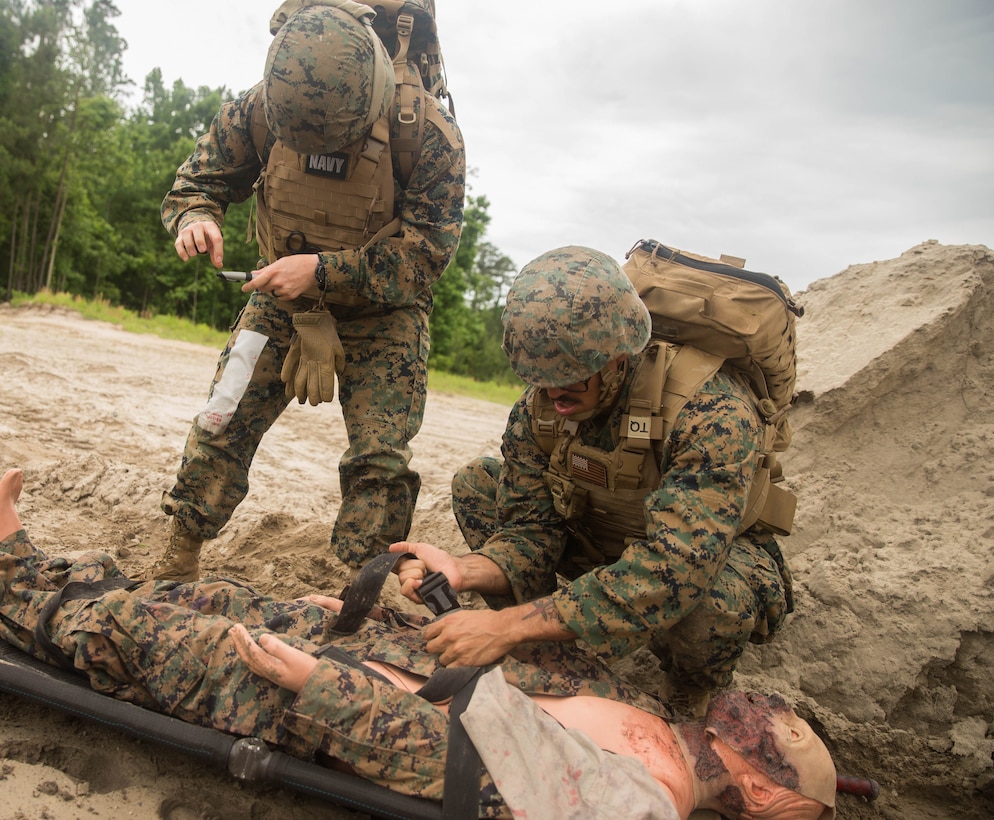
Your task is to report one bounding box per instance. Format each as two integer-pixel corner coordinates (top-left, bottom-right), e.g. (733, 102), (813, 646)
(502, 246), (652, 388)
(264, 2), (395, 155)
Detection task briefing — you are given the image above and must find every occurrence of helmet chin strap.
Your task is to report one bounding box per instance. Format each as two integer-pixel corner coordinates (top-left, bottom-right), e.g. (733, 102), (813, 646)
(569, 358), (628, 423)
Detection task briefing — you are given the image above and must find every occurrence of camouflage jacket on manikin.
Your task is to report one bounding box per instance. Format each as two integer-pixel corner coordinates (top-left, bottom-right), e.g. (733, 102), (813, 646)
(0, 528), (669, 813)
(161, 80), (465, 314)
(475, 346), (793, 660)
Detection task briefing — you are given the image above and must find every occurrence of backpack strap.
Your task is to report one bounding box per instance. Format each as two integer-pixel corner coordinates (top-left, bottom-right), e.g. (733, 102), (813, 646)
(391, 60), (428, 186)
(657, 344), (725, 441)
(249, 95), (272, 161)
(655, 345), (796, 535)
(613, 343), (723, 491)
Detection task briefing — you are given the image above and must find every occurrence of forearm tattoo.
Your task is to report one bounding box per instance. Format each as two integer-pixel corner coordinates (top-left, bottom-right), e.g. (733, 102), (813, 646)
(522, 597), (559, 623)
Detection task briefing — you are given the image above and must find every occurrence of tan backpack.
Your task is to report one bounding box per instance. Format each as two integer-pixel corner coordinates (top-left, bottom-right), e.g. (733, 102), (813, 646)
(622, 239), (802, 453)
(533, 240), (803, 544)
(617, 239), (803, 536)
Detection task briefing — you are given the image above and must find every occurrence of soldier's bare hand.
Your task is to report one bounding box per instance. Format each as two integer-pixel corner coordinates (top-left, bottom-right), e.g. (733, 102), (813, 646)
(242, 254), (318, 300)
(422, 609), (514, 667)
(175, 220), (224, 267)
(229, 624), (317, 693)
(389, 541), (463, 603)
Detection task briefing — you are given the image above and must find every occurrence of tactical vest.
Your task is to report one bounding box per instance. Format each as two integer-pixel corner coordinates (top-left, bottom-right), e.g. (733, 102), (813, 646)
(254, 113), (392, 254)
(532, 342), (797, 571)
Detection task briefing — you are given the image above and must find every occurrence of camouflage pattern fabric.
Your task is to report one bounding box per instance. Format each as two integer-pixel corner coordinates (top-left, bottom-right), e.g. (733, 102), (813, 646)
(160, 78), (464, 569)
(1, 529), (670, 816)
(263, 5), (395, 155)
(453, 353), (794, 692)
(162, 292), (428, 566)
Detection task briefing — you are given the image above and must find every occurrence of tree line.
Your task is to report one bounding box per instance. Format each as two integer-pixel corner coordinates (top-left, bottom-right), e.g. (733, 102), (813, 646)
(0, 0), (520, 384)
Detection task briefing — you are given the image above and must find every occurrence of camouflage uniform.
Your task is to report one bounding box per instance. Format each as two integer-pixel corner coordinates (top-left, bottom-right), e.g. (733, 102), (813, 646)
(0, 528), (668, 816)
(453, 247), (793, 695)
(161, 40), (464, 568)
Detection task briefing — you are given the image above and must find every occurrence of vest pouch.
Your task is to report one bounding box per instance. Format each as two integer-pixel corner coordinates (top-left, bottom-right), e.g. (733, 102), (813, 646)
(581, 484), (652, 559)
(254, 118), (395, 279)
(738, 463), (771, 535)
(740, 455), (796, 537)
(755, 481), (796, 536)
(544, 472), (587, 521)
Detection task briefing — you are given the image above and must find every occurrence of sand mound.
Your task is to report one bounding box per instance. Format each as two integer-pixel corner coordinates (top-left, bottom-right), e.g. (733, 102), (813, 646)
(737, 240), (994, 817)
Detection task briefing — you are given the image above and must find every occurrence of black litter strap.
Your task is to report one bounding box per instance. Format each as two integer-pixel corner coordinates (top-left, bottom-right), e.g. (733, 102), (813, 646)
(441, 666), (486, 820)
(34, 577), (139, 670)
(332, 551), (411, 635)
(332, 551), (461, 634)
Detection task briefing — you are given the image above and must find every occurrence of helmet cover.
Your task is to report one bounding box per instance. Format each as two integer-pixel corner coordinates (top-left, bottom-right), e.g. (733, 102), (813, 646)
(263, 4), (395, 154)
(501, 246), (651, 387)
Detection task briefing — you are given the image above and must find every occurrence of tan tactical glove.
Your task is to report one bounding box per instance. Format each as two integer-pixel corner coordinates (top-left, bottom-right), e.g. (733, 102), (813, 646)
(280, 308), (345, 406)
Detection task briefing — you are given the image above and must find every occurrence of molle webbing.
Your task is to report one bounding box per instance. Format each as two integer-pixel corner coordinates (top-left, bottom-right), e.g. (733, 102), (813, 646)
(392, 59), (425, 185)
(254, 114), (396, 265)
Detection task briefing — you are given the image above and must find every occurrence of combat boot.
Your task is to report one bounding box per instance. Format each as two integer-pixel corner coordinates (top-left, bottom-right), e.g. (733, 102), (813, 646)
(146, 529), (203, 582)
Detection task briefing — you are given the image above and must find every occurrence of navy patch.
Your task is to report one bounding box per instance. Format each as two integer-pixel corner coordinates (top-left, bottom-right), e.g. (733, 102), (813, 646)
(306, 152), (350, 179)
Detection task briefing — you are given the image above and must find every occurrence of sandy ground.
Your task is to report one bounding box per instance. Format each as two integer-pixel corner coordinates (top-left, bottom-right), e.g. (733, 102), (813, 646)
(0, 239), (992, 819)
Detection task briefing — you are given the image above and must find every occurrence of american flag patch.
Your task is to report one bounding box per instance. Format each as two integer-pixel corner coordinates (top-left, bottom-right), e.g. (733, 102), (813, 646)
(571, 453), (608, 486)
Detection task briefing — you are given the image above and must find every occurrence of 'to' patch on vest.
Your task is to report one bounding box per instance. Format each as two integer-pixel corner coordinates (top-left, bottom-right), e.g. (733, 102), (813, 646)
(306, 152), (351, 179)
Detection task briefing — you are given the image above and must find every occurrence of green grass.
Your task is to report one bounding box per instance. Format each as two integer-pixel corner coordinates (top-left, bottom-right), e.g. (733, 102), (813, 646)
(427, 369), (522, 408)
(11, 291), (231, 348)
(12, 291), (523, 408)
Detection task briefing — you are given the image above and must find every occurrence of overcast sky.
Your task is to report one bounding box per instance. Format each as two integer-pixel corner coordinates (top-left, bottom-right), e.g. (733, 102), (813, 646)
(110, 0), (993, 292)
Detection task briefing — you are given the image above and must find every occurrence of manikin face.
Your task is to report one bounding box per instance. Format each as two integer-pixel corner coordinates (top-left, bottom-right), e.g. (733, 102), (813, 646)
(705, 692), (836, 817)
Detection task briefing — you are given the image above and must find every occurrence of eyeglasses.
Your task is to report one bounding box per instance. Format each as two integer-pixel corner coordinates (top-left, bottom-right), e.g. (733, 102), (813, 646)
(553, 374), (594, 393)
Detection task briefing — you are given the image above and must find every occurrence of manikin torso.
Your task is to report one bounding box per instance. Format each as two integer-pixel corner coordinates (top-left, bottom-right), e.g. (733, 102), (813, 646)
(364, 660), (696, 815)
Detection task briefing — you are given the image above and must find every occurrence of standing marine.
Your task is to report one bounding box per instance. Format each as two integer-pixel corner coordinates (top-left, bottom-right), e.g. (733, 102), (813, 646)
(148, 1), (465, 581)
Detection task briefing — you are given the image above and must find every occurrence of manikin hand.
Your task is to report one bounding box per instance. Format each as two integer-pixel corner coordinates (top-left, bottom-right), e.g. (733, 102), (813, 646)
(298, 594), (344, 612)
(298, 593), (390, 624)
(229, 624), (317, 693)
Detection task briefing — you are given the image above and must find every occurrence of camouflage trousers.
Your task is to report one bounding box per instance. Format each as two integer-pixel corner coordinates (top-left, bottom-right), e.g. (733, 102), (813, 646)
(163, 291), (430, 567)
(452, 456), (793, 692)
